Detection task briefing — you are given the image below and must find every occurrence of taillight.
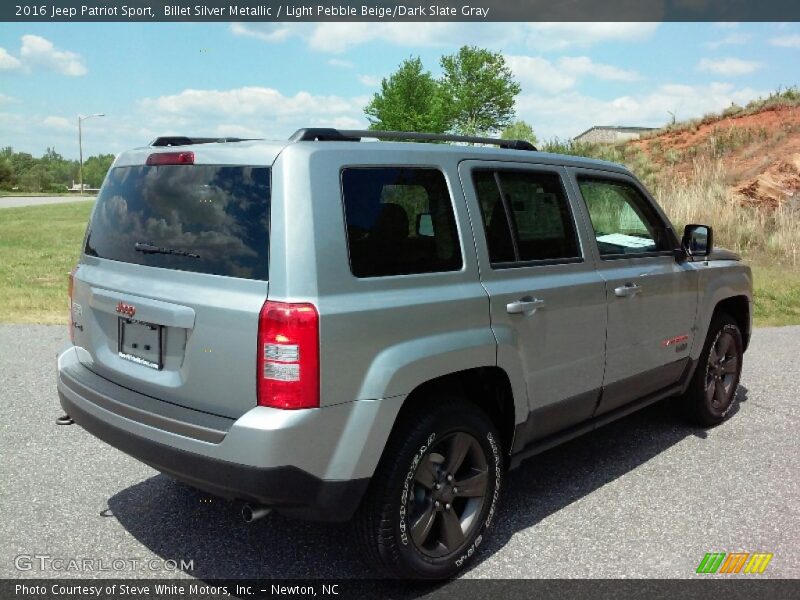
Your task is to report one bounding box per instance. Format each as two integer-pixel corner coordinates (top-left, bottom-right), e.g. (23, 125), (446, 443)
(145, 151), (194, 166)
(257, 301), (320, 410)
(67, 266), (78, 343)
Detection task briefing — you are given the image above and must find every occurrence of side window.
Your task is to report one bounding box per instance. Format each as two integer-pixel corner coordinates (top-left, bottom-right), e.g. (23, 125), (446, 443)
(473, 169), (581, 264)
(341, 167), (462, 278)
(578, 177), (671, 257)
(472, 171), (515, 263)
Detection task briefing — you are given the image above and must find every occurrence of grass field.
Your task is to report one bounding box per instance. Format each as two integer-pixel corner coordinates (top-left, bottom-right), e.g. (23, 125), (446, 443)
(751, 265), (800, 327)
(0, 202), (93, 323)
(0, 201), (798, 326)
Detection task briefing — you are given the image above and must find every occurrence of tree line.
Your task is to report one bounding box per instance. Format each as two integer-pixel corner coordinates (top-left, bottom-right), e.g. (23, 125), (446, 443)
(0, 147), (115, 193)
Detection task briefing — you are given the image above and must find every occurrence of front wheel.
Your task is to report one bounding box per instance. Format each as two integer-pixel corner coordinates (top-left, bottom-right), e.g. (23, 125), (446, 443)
(683, 314), (744, 426)
(354, 399), (503, 579)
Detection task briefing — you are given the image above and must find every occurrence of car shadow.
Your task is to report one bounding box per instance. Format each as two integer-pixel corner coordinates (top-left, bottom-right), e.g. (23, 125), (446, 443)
(106, 387), (748, 589)
(467, 385), (748, 572)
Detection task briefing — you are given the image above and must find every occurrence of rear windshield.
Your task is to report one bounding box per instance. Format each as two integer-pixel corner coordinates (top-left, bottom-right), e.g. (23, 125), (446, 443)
(85, 165), (270, 280)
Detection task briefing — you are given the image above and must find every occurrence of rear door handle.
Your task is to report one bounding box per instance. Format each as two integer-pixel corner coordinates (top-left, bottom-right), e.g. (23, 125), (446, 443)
(614, 283), (642, 298)
(506, 297), (545, 315)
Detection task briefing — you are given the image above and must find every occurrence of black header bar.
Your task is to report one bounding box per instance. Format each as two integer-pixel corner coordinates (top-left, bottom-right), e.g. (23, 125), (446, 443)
(4, 578), (800, 600)
(4, 0), (800, 22)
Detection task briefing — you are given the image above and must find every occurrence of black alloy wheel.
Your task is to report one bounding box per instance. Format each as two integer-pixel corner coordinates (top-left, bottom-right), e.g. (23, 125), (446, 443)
(407, 432), (489, 558)
(705, 328), (740, 410)
(355, 398), (503, 579)
(683, 314), (744, 426)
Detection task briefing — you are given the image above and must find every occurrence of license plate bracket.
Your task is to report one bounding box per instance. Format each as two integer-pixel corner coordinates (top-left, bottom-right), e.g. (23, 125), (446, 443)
(118, 318), (163, 370)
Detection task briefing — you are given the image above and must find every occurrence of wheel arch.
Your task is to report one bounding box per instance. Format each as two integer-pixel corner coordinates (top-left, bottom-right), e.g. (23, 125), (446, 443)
(384, 367), (518, 463)
(712, 295), (751, 351)
(692, 263), (753, 360)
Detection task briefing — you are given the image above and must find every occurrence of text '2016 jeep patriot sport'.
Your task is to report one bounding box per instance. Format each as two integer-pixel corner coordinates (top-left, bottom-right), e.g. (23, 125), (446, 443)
(57, 128), (752, 579)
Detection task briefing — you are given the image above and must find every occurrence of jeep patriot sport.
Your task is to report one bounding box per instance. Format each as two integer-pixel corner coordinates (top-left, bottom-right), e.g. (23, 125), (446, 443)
(57, 128), (752, 579)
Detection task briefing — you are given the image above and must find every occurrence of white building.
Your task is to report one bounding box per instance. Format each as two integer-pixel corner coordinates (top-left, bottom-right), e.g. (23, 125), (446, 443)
(574, 126), (657, 144)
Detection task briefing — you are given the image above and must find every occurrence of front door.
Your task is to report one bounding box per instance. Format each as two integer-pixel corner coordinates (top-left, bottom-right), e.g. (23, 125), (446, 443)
(568, 169), (699, 415)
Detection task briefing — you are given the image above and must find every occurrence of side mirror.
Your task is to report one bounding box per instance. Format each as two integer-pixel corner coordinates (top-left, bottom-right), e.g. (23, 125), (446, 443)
(682, 224), (712, 258)
(416, 213), (434, 237)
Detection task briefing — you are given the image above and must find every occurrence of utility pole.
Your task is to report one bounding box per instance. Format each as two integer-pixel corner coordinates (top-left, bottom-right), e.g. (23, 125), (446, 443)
(78, 113), (104, 194)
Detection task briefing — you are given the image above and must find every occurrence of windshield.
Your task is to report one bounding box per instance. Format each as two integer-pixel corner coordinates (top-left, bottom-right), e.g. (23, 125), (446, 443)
(85, 165), (270, 280)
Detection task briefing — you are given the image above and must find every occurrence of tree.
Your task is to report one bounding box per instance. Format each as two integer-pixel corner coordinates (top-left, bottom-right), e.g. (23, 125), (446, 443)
(364, 57), (451, 133)
(42, 147), (64, 163)
(0, 159), (14, 189)
(0, 148), (110, 191)
(82, 154), (115, 188)
(41, 146), (76, 186)
(19, 163), (53, 192)
(501, 120), (538, 146)
(7, 151), (36, 181)
(439, 46), (521, 137)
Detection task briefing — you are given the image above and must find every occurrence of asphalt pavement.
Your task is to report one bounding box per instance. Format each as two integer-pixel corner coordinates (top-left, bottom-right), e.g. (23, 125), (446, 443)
(0, 196), (95, 209)
(0, 324), (797, 581)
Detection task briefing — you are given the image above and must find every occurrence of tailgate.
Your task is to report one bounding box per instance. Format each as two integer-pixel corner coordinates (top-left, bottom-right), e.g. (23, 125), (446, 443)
(69, 160), (271, 419)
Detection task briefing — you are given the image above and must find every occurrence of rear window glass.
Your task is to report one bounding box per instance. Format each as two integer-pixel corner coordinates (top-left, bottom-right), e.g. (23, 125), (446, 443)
(85, 165), (270, 280)
(341, 167), (462, 278)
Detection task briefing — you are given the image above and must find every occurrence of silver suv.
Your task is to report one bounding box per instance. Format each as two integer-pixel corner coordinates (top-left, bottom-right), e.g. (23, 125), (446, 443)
(57, 129), (752, 579)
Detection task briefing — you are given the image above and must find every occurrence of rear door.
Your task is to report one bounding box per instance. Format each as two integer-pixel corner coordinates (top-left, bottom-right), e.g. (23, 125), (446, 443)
(459, 161), (607, 445)
(567, 168), (699, 415)
(70, 160), (271, 418)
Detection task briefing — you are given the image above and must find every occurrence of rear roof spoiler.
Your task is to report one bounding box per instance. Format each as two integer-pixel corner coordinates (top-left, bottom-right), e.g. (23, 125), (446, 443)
(150, 136), (258, 147)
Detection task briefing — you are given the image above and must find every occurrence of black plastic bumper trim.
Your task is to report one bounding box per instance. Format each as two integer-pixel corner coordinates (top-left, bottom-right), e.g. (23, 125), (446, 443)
(59, 392), (369, 522)
(59, 360), (232, 444)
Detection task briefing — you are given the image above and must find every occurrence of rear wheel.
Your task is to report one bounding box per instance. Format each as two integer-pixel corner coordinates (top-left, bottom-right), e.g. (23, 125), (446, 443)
(354, 398), (502, 579)
(683, 314), (743, 426)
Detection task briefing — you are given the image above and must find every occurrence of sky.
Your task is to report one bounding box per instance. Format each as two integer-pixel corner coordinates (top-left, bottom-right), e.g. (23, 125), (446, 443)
(1, 21), (799, 159)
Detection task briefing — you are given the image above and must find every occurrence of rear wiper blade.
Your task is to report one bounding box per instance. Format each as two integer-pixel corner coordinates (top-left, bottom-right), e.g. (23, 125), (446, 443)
(134, 242), (200, 259)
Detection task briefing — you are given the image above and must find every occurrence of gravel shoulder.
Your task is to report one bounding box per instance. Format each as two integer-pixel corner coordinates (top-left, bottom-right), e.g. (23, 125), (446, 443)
(0, 196), (94, 209)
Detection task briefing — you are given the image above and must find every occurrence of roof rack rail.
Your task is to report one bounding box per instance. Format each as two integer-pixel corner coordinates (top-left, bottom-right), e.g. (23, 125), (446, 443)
(150, 136), (257, 147)
(289, 128), (536, 151)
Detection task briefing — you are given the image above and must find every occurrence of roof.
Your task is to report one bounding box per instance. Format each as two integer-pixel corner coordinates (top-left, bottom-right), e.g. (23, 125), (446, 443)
(114, 139), (288, 168)
(114, 133), (630, 174)
(574, 125), (658, 139)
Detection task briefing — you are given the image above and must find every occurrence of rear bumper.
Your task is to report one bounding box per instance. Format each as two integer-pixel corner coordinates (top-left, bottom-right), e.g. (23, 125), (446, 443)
(57, 345), (404, 521)
(59, 390), (367, 519)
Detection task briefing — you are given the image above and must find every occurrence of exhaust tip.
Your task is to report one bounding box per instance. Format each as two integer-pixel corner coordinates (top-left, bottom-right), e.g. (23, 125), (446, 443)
(56, 415), (75, 426)
(242, 503), (271, 523)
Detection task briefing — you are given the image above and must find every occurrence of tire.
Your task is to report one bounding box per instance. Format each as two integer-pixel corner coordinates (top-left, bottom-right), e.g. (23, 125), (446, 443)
(354, 398), (503, 580)
(683, 314), (744, 426)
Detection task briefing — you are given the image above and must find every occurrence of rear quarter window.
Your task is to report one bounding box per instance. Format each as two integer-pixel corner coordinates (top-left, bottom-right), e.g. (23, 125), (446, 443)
(85, 165), (270, 280)
(341, 167), (462, 278)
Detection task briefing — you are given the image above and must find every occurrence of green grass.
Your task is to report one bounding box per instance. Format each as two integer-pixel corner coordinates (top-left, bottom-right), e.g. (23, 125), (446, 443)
(0, 201), (798, 327)
(751, 264), (800, 327)
(0, 202), (93, 323)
